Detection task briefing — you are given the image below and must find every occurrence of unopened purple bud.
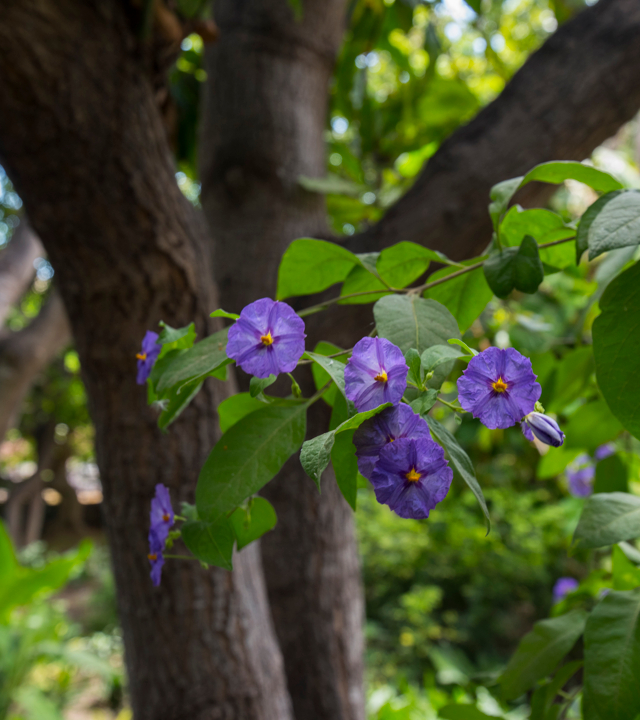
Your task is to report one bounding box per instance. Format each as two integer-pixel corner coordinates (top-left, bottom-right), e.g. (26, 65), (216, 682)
(522, 412), (564, 447)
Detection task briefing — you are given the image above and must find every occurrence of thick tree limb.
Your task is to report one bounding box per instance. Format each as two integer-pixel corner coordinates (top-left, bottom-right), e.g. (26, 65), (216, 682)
(351, 0), (640, 260)
(0, 2), (292, 718)
(0, 221), (43, 326)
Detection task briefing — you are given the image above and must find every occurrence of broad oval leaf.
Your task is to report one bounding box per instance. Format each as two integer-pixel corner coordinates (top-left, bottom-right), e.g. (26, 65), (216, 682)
(196, 401), (307, 523)
(573, 492), (640, 549)
(499, 610), (588, 700)
(276, 238), (359, 299)
(229, 497), (277, 551)
(575, 191), (625, 262)
(584, 588), (640, 720)
(156, 328), (229, 393)
(521, 162), (623, 193)
(593, 261), (640, 439)
(586, 190), (640, 260)
(373, 294), (461, 355)
(218, 392), (265, 434)
(182, 519), (234, 570)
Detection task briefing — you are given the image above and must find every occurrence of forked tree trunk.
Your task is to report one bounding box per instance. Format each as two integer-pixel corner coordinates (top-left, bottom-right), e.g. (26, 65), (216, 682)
(0, 2), (292, 719)
(199, 2), (365, 719)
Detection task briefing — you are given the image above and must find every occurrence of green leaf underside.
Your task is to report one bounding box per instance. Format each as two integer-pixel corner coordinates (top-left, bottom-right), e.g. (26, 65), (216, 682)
(573, 492), (640, 549)
(249, 374), (277, 398)
(409, 390), (438, 415)
(448, 339), (478, 356)
(276, 238), (359, 299)
(425, 417), (490, 532)
(405, 348), (422, 387)
(196, 402), (307, 523)
(229, 498), (277, 551)
(593, 261), (640, 439)
(584, 588), (640, 720)
(499, 610), (588, 700)
(374, 295), (461, 356)
(181, 519), (234, 570)
(158, 379), (203, 431)
(585, 190), (640, 260)
(300, 403), (392, 487)
(156, 327), (229, 393)
(425, 262), (493, 332)
(304, 350), (352, 411)
(309, 341), (348, 407)
(157, 322), (196, 347)
(575, 191), (626, 262)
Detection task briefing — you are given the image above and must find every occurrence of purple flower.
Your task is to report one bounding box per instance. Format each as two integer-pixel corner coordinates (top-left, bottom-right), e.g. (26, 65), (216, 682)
(353, 404), (431, 479)
(521, 421), (535, 442)
(553, 577), (579, 603)
(345, 337), (408, 412)
(595, 443), (615, 461)
(227, 298), (306, 379)
(369, 437), (453, 519)
(150, 483), (174, 545)
(566, 454), (595, 497)
(136, 331), (161, 385)
(522, 412), (565, 447)
(148, 528), (165, 587)
(457, 347), (541, 430)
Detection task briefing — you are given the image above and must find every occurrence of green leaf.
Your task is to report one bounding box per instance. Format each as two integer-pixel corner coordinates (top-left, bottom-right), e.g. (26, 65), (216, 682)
(218, 393), (265, 434)
(448, 339), (478, 356)
(377, 241), (456, 288)
(181, 519), (234, 570)
(612, 545), (640, 591)
(424, 262), (493, 332)
(196, 402), (307, 523)
(0, 520), (17, 577)
(157, 321), (197, 348)
(158, 378), (203, 431)
(409, 389), (438, 415)
(522, 162), (622, 193)
(573, 492), (640, 549)
(405, 348), (423, 387)
(489, 176), (523, 230)
(499, 610), (588, 700)
(484, 236), (544, 298)
(276, 238), (360, 299)
(576, 191), (626, 263)
(484, 246), (518, 298)
(536, 447), (583, 479)
(339, 264), (389, 304)
(593, 261), (640, 439)
(210, 309), (240, 320)
(426, 417), (490, 532)
(155, 328), (229, 393)
(584, 190), (640, 260)
(304, 350), (352, 409)
(421, 344), (464, 372)
(438, 704), (497, 720)
(229, 497), (278, 551)
(308, 341), (348, 407)
(594, 455), (628, 494)
(545, 347), (594, 413)
(332, 429), (358, 511)
(584, 588), (640, 720)
(373, 294), (461, 355)
(563, 399), (623, 452)
(249, 374), (277, 398)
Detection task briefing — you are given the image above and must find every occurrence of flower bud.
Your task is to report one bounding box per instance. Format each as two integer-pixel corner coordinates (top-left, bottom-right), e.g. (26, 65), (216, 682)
(522, 412), (565, 447)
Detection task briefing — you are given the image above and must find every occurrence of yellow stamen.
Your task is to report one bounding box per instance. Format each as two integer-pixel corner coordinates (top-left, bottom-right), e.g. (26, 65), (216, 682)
(148, 553), (157, 561)
(260, 332), (274, 346)
(405, 468), (421, 482)
(374, 370), (388, 383)
(162, 513), (170, 522)
(136, 352), (147, 361)
(492, 377), (508, 393)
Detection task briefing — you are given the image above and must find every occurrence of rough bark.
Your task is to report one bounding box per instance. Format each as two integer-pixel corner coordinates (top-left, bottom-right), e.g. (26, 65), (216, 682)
(350, 0), (640, 261)
(199, 2), (365, 719)
(0, 291), (71, 441)
(0, 220), (43, 326)
(0, 2), (292, 719)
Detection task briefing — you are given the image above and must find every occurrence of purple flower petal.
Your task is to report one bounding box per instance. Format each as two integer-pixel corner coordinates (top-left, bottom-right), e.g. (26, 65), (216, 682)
(522, 412), (564, 447)
(148, 528), (166, 587)
(595, 443), (615, 461)
(353, 404), (431, 479)
(457, 347), (541, 429)
(227, 298), (306, 379)
(566, 455), (595, 498)
(369, 437), (452, 519)
(136, 331), (161, 385)
(345, 337), (408, 412)
(553, 577), (578, 603)
(150, 483), (175, 545)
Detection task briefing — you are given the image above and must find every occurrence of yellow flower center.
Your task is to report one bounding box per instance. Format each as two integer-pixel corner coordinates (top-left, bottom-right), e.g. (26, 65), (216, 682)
(492, 377), (508, 393)
(260, 332), (274, 346)
(405, 468), (421, 483)
(162, 513), (170, 522)
(136, 352), (147, 361)
(148, 553), (157, 561)
(374, 370), (388, 383)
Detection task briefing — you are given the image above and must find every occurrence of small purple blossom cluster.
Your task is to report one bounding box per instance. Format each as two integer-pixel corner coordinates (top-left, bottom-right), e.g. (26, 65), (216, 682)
(456, 346), (564, 446)
(564, 444), (616, 498)
(148, 484), (175, 587)
(553, 576), (578, 603)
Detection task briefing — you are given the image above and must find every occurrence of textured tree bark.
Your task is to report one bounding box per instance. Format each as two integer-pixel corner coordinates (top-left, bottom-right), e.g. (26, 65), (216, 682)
(0, 2), (292, 719)
(350, 0), (640, 261)
(199, 2), (365, 719)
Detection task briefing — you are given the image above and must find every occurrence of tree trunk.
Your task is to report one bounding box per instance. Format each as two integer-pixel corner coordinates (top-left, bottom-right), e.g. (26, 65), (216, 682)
(0, 2), (292, 719)
(199, 2), (365, 719)
(351, 0), (640, 261)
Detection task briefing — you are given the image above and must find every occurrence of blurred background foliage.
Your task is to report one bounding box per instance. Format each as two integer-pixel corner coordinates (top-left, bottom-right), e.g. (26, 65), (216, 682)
(2, 0), (640, 717)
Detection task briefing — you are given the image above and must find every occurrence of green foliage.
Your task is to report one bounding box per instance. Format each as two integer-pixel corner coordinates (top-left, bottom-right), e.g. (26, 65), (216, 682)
(181, 519), (234, 570)
(573, 493), (640, 550)
(484, 235), (544, 298)
(230, 498), (278, 551)
(424, 263), (493, 332)
(584, 190), (640, 260)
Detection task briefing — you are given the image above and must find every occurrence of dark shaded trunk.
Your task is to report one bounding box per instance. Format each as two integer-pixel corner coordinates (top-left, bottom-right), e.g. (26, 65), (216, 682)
(0, 2), (292, 719)
(351, 0), (640, 261)
(199, 2), (365, 719)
